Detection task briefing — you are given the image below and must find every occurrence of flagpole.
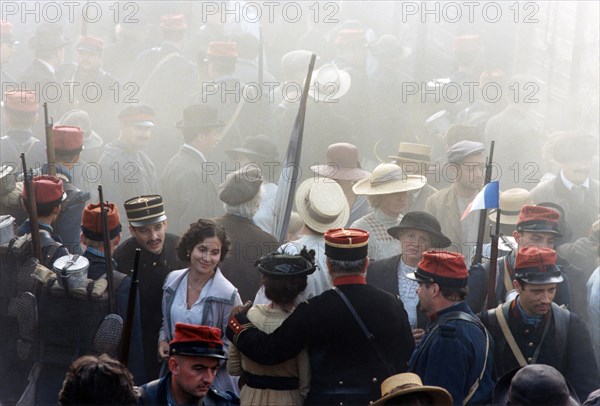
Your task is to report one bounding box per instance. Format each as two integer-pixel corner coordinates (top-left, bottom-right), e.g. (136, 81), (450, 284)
(273, 54), (317, 243)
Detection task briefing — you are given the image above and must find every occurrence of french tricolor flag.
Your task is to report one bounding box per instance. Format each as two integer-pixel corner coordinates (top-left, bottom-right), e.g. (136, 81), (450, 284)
(461, 181), (500, 221)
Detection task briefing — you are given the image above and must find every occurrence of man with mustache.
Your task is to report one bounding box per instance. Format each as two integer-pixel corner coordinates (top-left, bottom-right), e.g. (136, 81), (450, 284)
(479, 246), (599, 402)
(114, 194), (186, 381)
(531, 132), (599, 243)
(99, 105), (161, 239)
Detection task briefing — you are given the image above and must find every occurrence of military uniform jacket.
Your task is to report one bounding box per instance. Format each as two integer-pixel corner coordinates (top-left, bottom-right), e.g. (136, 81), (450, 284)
(466, 250), (572, 313)
(408, 301), (494, 405)
(227, 280), (415, 405)
(480, 298), (599, 401)
(114, 233), (185, 380)
(161, 145), (224, 236)
(212, 214), (279, 302)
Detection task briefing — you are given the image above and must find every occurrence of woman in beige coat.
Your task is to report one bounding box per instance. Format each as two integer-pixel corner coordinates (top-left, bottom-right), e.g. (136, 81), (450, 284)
(227, 249), (315, 405)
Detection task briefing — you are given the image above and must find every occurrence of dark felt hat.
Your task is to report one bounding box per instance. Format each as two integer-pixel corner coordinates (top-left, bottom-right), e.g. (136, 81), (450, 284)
(226, 134), (279, 162)
(387, 211), (451, 248)
(176, 104), (225, 130)
(256, 248), (317, 277)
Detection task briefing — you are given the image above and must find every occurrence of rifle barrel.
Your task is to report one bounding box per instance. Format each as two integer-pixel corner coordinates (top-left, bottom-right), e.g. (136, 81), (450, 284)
(21, 154), (42, 261)
(120, 248), (141, 365)
(98, 186), (116, 314)
(473, 141), (495, 265)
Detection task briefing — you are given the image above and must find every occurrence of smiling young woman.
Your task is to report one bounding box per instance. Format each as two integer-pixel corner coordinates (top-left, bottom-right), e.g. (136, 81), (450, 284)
(157, 219), (242, 397)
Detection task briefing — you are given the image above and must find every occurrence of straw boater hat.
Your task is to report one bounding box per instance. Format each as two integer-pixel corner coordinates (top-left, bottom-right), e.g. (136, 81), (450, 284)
(311, 143), (371, 181)
(352, 163), (426, 196)
(308, 63), (351, 102)
(295, 177), (349, 233)
(389, 142), (432, 166)
(372, 373), (453, 405)
(488, 188), (533, 225)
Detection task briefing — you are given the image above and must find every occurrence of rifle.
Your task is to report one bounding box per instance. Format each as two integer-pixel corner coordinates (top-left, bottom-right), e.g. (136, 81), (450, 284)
(487, 209), (502, 309)
(120, 248), (140, 366)
(43, 102), (56, 176)
(98, 186), (116, 314)
(473, 140), (495, 265)
(21, 153), (42, 261)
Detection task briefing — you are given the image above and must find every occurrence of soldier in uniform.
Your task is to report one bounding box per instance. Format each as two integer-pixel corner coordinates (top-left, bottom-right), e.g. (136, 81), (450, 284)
(227, 228), (415, 405)
(56, 36), (121, 141)
(17, 175), (69, 267)
(1, 90), (46, 171)
(212, 166), (279, 302)
(467, 205), (572, 313)
(1, 21), (18, 93)
(161, 104), (225, 236)
(79, 202), (145, 382)
(479, 246), (599, 401)
(407, 251), (494, 405)
(99, 105), (160, 238)
(114, 194), (186, 381)
(138, 323), (237, 405)
(45, 125), (90, 254)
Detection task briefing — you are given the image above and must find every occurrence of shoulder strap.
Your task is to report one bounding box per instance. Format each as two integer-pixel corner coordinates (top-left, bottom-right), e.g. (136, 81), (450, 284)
(503, 257), (513, 293)
(139, 52), (179, 95)
(332, 287), (395, 376)
(495, 303), (527, 367)
(551, 303), (570, 369)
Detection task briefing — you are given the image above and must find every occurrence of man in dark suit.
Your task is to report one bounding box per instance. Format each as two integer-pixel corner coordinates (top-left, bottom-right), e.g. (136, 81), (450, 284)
(227, 228), (414, 405)
(531, 133), (599, 243)
(161, 104), (225, 236)
(212, 166), (279, 302)
(367, 211), (451, 337)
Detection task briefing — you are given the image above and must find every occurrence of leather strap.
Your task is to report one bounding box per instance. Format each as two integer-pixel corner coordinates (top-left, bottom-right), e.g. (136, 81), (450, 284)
(333, 287), (394, 376)
(495, 304), (527, 367)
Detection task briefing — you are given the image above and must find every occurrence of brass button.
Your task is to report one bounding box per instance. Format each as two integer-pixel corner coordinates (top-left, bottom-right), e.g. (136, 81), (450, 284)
(153, 262), (157, 266)
(524, 329), (530, 334)
(527, 357), (533, 363)
(372, 377), (377, 383)
(528, 342), (534, 347)
(339, 381), (344, 385)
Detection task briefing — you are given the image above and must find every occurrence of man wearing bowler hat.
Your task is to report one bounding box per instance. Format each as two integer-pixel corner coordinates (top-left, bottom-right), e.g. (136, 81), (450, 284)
(407, 250), (494, 405)
(228, 228), (414, 405)
(161, 104), (226, 236)
(114, 194), (186, 381)
(479, 246), (598, 401)
(138, 322), (237, 405)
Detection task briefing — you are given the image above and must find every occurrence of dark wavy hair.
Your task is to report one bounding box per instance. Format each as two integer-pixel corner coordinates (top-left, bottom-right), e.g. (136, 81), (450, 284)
(262, 274), (308, 305)
(58, 354), (137, 405)
(176, 219), (230, 262)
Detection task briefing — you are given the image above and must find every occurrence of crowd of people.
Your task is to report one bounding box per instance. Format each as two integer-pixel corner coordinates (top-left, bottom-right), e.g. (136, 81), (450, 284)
(1, 3), (599, 405)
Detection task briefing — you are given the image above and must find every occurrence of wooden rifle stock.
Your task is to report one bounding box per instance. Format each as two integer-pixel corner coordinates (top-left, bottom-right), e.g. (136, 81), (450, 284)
(120, 248), (140, 366)
(487, 208), (502, 309)
(21, 154), (42, 261)
(43, 103), (56, 176)
(473, 140), (495, 265)
(98, 186), (116, 314)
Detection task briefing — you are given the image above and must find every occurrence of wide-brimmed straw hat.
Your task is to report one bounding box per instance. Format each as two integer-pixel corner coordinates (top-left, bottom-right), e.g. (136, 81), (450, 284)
(352, 163), (426, 196)
(389, 142), (432, 165)
(372, 373), (453, 406)
(295, 178), (349, 233)
(308, 64), (351, 102)
(489, 188), (533, 225)
(311, 143), (370, 181)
